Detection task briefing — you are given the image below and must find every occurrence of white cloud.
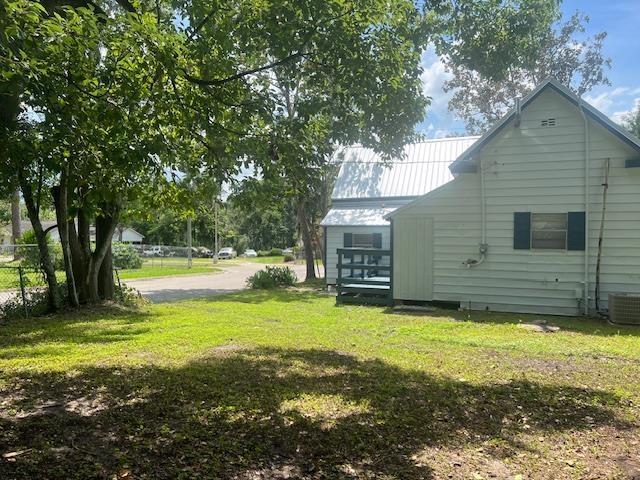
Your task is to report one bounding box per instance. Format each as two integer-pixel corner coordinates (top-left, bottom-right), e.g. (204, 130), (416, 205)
(584, 86), (640, 125)
(420, 47), (453, 114)
(418, 47), (468, 138)
(611, 97), (640, 125)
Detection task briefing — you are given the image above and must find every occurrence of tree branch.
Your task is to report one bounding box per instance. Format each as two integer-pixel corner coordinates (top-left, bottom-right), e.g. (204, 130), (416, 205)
(182, 50), (305, 87)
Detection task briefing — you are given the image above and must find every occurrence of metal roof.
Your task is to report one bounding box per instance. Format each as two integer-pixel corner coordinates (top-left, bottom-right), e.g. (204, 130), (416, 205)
(331, 136), (479, 200)
(449, 78), (640, 173)
(320, 207), (395, 227)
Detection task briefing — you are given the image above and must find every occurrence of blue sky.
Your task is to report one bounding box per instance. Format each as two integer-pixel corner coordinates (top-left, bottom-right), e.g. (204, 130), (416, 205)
(419, 0), (640, 138)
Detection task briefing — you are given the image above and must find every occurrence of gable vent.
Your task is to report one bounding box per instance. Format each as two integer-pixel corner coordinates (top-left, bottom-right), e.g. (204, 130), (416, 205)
(540, 118), (556, 127)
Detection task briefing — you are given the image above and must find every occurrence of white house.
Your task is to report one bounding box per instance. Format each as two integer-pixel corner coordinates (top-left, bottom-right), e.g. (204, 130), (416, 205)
(320, 136), (478, 284)
(3, 220), (145, 245)
(387, 79), (640, 316)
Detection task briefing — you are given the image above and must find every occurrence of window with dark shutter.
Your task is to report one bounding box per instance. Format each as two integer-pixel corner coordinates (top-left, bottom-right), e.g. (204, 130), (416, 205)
(513, 212), (531, 249)
(567, 212), (586, 251)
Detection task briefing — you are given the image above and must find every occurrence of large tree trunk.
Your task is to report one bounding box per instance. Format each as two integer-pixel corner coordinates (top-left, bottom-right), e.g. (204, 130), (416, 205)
(86, 202), (121, 302)
(11, 188), (21, 259)
(52, 168), (79, 307)
(96, 212), (116, 300)
(297, 201), (316, 281)
(18, 172), (58, 311)
(68, 219), (88, 303)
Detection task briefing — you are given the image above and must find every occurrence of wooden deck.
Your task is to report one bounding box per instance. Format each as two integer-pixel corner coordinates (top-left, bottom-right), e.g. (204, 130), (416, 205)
(336, 248), (392, 306)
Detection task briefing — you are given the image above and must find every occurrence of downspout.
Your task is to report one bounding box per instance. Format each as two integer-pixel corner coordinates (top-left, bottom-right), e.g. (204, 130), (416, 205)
(578, 100), (590, 315)
(462, 155), (487, 268)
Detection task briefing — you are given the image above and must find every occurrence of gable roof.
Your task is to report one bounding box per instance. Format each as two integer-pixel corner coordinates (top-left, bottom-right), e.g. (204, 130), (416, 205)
(449, 78), (640, 173)
(331, 136), (479, 200)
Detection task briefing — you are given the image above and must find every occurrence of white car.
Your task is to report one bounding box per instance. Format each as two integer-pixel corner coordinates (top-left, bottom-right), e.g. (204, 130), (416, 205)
(217, 247), (237, 259)
(283, 248), (294, 255)
(143, 246), (163, 257)
(244, 249), (257, 257)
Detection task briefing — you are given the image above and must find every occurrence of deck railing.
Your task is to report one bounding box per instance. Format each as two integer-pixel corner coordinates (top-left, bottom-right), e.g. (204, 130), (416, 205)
(336, 248), (392, 306)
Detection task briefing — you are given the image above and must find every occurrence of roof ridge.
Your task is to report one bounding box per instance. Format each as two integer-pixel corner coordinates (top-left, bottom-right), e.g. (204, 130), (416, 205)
(338, 135), (480, 150)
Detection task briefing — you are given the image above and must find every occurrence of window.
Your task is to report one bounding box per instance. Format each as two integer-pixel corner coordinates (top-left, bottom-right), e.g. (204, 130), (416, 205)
(531, 213), (567, 249)
(352, 233), (374, 248)
(514, 212), (585, 251)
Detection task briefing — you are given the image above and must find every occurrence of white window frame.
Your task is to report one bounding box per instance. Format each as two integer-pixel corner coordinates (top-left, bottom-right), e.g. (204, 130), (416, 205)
(352, 233), (375, 248)
(531, 213), (568, 250)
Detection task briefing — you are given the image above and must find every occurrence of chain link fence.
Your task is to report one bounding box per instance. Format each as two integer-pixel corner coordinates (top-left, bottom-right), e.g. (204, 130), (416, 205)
(0, 265), (50, 318)
(0, 243), (223, 319)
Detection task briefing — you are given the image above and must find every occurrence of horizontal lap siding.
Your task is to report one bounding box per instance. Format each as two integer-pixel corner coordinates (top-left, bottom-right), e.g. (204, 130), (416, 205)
(393, 88), (640, 315)
(325, 225), (390, 284)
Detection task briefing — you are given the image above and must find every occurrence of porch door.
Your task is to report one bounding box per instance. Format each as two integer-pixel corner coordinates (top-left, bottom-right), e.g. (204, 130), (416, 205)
(393, 216), (433, 301)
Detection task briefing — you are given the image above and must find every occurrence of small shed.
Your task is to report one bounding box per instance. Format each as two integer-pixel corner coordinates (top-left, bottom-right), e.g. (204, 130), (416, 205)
(321, 137), (478, 284)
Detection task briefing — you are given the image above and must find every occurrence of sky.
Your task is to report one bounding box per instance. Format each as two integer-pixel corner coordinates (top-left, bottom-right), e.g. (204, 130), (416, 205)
(419, 0), (640, 138)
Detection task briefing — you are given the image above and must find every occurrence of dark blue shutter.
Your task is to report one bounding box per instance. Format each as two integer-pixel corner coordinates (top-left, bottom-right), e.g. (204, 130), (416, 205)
(372, 233), (382, 249)
(513, 212), (531, 250)
(343, 233), (353, 248)
(567, 212), (586, 251)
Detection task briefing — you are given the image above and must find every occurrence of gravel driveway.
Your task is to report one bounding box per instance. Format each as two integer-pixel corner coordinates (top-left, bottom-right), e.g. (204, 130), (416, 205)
(124, 262), (308, 303)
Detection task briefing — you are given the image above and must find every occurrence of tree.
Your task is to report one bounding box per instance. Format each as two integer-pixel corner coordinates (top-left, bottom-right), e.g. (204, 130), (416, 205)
(623, 105), (640, 139)
(444, 12), (611, 134)
(1, 0), (201, 307)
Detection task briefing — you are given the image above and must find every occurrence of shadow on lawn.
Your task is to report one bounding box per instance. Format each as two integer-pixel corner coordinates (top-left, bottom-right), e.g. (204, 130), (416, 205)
(0, 307), (152, 358)
(1, 347), (633, 479)
(384, 305), (640, 337)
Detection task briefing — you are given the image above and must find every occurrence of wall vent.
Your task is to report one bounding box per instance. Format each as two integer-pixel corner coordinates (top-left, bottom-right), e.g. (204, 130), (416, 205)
(609, 293), (640, 325)
(540, 118), (556, 127)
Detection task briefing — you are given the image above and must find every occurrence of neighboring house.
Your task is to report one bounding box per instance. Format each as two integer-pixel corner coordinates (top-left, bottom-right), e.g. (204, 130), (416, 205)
(13, 220), (144, 244)
(320, 136), (479, 284)
(387, 79), (640, 315)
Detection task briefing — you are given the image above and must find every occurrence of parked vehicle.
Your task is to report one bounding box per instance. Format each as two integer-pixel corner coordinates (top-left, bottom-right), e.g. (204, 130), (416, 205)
(143, 246), (163, 257)
(244, 249), (257, 257)
(217, 247), (237, 259)
(282, 248), (294, 255)
(197, 247), (214, 258)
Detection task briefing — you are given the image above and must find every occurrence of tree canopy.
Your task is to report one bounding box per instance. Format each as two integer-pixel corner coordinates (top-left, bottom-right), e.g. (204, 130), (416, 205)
(444, 11), (611, 134)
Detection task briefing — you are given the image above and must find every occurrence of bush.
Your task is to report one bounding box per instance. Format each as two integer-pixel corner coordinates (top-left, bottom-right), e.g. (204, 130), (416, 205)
(269, 248), (283, 256)
(246, 266), (297, 289)
(283, 253), (295, 262)
(112, 242), (143, 269)
(17, 230), (64, 271)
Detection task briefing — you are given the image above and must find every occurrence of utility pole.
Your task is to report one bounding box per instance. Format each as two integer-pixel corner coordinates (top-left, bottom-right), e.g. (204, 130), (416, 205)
(187, 216), (192, 269)
(213, 199), (219, 264)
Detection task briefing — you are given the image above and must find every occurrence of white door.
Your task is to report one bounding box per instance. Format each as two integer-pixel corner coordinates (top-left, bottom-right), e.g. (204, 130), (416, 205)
(393, 216), (433, 301)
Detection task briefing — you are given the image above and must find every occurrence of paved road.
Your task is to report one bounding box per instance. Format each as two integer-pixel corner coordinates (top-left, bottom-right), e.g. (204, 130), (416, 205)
(125, 262), (308, 303)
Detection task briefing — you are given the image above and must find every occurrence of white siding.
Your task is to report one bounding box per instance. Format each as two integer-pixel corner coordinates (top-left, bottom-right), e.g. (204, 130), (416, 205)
(325, 225), (390, 284)
(393, 88), (640, 315)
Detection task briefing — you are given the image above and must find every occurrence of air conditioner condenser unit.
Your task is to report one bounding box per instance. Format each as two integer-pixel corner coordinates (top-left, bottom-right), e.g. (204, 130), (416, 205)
(609, 293), (640, 325)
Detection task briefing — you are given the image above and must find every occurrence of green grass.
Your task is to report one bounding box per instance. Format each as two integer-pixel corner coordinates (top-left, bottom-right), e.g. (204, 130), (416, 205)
(1, 291), (639, 479)
(118, 264), (221, 280)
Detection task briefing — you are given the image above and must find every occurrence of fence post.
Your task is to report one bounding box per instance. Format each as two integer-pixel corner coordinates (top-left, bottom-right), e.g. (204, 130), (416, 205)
(17, 266), (28, 317)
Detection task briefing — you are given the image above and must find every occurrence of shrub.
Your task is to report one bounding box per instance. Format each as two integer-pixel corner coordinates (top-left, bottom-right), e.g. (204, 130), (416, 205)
(257, 250), (270, 257)
(17, 230), (64, 271)
(283, 253), (295, 262)
(246, 266), (297, 289)
(269, 248), (283, 256)
(112, 242), (143, 269)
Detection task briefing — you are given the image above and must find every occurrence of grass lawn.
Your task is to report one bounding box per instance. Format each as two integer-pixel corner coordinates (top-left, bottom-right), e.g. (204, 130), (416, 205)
(1, 290), (639, 479)
(118, 264), (221, 280)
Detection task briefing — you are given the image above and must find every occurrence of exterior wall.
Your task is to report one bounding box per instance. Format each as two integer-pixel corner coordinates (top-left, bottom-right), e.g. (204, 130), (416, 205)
(325, 225), (390, 284)
(393, 88), (640, 315)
